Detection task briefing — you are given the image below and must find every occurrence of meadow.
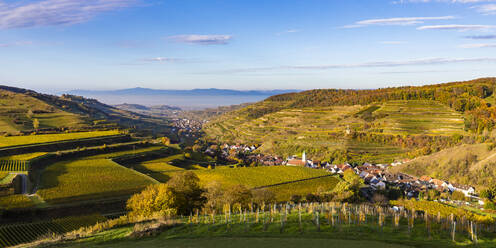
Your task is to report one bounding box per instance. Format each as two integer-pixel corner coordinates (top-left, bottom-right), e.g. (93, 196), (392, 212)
(0, 130), (120, 148)
(37, 147), (162, 204)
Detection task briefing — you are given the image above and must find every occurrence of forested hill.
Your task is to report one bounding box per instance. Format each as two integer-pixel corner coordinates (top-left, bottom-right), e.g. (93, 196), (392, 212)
(0, 85), (174, 137)
(203, 78), (496, 164)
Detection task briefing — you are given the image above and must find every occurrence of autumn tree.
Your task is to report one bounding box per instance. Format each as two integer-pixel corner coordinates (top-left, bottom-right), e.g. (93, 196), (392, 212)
(33, 118), (40, 131)
(167, 171), (205, 215)
(126, 184), (177, 217)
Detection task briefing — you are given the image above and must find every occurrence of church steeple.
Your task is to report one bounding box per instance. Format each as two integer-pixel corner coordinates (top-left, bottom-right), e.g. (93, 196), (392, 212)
(302, 151), (306, 162)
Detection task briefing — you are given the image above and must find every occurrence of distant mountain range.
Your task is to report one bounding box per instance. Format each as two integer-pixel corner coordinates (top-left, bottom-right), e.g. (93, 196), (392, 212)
(66, 88), (298, 96)
(64, 88), (300, 109)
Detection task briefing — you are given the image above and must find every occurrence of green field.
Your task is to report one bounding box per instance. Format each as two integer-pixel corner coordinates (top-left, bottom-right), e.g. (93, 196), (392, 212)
(0, 130), (120, 148)
(37, 147), (161, 204)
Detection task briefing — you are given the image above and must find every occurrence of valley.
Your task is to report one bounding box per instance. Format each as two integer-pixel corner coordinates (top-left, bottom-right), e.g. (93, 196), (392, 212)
(1, 78), (496, 247)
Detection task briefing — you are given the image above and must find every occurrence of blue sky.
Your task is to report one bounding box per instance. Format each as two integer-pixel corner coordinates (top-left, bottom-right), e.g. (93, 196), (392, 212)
(0, 0), (496, 92)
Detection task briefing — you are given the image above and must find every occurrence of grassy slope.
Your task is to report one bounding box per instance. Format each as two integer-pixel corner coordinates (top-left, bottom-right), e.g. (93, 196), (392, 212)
(389, 143), (496, 189)
(204, 100), (464, 163)
(37, 147), (161, 204)
(60, 236), (412, 248)
(0, 89), (88, 134)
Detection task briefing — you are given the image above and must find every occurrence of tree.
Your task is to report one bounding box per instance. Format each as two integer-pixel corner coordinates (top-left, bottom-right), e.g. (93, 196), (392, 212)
(252, 188), (276, 205)
(203, 181), (224, 212)
(290, 195), (302, 204)
(26, 109), (34, 119)
(451, 191), (467, 201)
(223, 184), (252, 209)
(127, 184), (177, 217)
(167, 171), (205, 215)
(33, 118), (40, 131)
(161, 137), (171, 146)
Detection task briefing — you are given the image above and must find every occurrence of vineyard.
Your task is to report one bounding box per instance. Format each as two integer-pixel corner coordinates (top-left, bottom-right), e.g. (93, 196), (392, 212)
(0, 160), (29, 171)
(0, 214), (106, 247)
(37, 147), (162, 204)
(59, 201), (496, 248)
(193, 166), (333, 188)
(0, 195), (34, 209)
(0, 130), (120, 148)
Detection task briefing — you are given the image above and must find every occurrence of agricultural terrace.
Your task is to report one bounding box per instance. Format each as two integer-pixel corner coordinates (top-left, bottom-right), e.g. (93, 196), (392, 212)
(0, 130), (120, 148)
(0, 152), (47, 161)
(193, 166), (333, 188)
(0, 89), (88, 135)
(372, 100), (465, 136)
(262, 176), (341, 201)
(0, 173), (17, 184)
(124, 153), (210, 183)
(37, 146), (162, 204)
(0, 195), (35, 210)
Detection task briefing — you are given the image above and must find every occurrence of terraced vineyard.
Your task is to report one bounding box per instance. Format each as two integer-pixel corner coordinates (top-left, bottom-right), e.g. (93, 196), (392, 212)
(37, 146), (162, 204)
(205, 99), (468, 163)
(0, 214), (106, 247)
(372, 100), (465, 135)
(0, 130), (120, 148)
(0, 160), (29, 171)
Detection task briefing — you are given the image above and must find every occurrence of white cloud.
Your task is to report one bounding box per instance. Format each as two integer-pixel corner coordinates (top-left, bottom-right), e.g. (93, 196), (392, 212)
(168, 34), (233, 45)
(215, 57), (496, 73)
(459, 43), (496, 48)
(276, 29), (302, 35)
(142, 57), (183, 62)
(417, 24), (496, 30)
(380, 41), (407, 44)
(473, 4), (496, 14)
(0, 41), (32, 47)
(0, 0), (137, 29)
(343, 16), (454, 28)
(464, 34), (496, 39)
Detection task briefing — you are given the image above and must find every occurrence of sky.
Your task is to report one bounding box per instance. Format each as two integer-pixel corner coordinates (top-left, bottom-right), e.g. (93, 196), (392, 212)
(0, 0), (496, 92)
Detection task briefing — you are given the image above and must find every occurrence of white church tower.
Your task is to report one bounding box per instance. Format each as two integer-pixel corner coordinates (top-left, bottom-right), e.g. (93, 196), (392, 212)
(302, 151), (306, 162)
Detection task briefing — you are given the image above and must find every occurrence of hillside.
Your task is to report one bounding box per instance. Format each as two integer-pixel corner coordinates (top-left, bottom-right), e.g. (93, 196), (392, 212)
(0, 86), (174, 137)
(204, 78), (496, 163)
(390, 143), (496, 189)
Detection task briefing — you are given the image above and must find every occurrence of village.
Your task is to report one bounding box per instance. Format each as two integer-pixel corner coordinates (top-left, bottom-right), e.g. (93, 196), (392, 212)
(216, 143), (482, 206)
